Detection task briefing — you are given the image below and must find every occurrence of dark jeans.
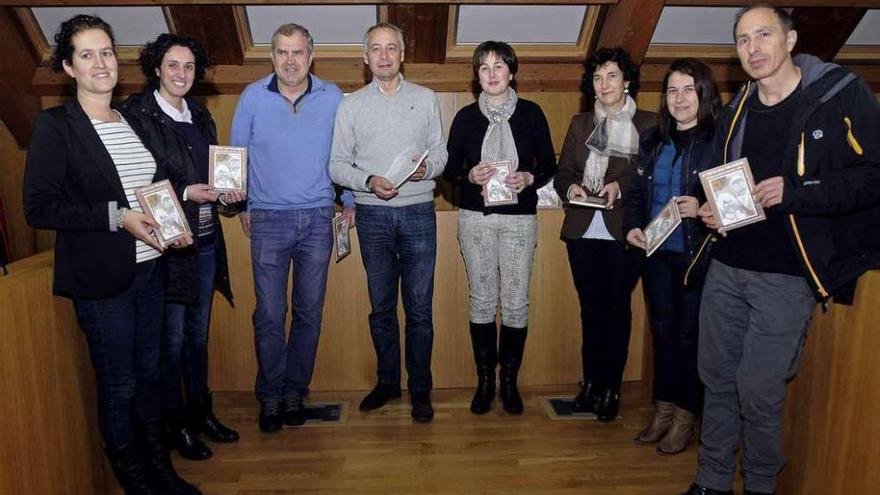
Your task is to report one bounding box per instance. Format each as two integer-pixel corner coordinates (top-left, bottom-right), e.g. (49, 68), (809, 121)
(73, 259), (165, 450)
(696, 260), (815, 494)
(250, 207), (334, 402)
(161, 235), (217, 412)
(565, 238), (641, 393)
(643, 250), (703, 413)
(356, 202), (436, 392)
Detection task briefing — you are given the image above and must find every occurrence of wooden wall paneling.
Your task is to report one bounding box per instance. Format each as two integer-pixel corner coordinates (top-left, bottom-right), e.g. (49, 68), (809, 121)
(206, 210), (646, 392)
(779, 274), (880, 494)
(596, 0), (665, 64)
(0, 252), (111, 495)
(791, 7), (867, 62)
(167, 5), (245, 65)
(0, 120), (35, 261)
(0, 7), (41, 149)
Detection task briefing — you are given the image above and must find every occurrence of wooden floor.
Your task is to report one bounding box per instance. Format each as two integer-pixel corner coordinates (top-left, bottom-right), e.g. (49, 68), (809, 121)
(159, 383), (698, 495)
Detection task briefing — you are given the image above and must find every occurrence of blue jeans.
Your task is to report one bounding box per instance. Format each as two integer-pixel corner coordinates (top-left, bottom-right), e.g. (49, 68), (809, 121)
(250, 207), (334, 401)
(73, 259), (165, 449)
(356, 202), (436, 392)
(161, 235), (217, 412)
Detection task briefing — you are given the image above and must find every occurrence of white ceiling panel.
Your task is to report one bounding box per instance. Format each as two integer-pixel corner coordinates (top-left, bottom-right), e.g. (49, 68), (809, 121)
(33, 7), (169, 47)
(456, 5), (586, 45)
(846, 10), (880, 46)
(651, 7), (740, 45)
(246, 5), (378, 46)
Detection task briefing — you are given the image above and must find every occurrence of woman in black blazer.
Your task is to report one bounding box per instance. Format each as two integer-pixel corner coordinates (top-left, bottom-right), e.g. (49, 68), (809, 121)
(23, 15), (199, 495)
(120, 33), (243, 460)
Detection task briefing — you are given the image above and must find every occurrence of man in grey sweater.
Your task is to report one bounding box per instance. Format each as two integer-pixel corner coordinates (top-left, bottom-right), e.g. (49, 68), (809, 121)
(329, 22), (447, 423)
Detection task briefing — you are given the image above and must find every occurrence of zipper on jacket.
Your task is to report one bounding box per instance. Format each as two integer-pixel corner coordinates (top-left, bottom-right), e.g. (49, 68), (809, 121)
(797, 133), (805, 176)
(787, 214), (829, 299)
(844, 116), (864, 155)
(683, 234), (714, 286)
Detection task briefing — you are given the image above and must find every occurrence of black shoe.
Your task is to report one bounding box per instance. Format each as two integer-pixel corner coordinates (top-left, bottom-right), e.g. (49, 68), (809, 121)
(571, 380), (599, 413)
(167, 414), (212, 461)
(499, 325), (527, 414)
(283, 396), (307, 426)
(469, 322), (497, 414)
(191, 392), (239, 443)
(258, 398), (284, 433)
(410, 391), (434, 422)
(105, 444), (161, 495)
(139, 420), (203, 495)
(594, 389), (620, 422)
(359, 383), (402, 411)
(679, 483), (734, 495)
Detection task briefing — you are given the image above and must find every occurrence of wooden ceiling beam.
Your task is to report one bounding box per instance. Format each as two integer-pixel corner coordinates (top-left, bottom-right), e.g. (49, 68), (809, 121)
(596, 0), (665, 64)
(0, 7), (41, 149)
(388, 4), (449, 64)
(667, 1), (880, 6)
(1, 0), (618, 5)
(791, 7), (867, 61)
(167, 5), (245, 65)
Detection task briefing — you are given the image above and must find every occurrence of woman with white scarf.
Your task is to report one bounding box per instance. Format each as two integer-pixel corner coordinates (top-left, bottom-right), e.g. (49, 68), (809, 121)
(445, 41), (556, 415)
(554, 47), (657, 422)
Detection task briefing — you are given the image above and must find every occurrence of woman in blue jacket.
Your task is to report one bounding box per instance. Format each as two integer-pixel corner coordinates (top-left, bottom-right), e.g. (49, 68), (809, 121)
(623, 58), (721, 455)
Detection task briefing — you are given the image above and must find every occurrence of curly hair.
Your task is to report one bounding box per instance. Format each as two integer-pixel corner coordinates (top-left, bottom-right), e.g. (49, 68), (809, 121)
(581, 47), (640, 99)
(51, 15), (115, 72)
(138, 33), (214, 91)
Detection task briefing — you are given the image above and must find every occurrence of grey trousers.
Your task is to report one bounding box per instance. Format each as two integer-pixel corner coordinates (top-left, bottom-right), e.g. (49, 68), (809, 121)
(458, 209), (537, 328)
(696, 259), (815, 494)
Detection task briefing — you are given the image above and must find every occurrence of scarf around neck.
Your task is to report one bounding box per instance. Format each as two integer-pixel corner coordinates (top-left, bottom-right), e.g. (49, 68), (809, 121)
(582, 94), (639, 193)
(478, 88), (519, 171)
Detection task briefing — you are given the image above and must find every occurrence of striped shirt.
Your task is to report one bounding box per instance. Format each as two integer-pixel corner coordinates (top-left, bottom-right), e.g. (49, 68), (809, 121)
(92, 113), (162, 263)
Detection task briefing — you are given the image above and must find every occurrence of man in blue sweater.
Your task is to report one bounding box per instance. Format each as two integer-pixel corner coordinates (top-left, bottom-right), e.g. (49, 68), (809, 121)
(230, 23), (351, 433)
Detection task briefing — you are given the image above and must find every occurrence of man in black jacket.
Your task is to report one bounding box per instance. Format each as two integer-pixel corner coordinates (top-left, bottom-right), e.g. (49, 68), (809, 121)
(683, 4), (880, 495)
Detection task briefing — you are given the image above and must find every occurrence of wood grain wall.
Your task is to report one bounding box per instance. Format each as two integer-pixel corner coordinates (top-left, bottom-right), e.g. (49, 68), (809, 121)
(197, 90), (653, 392)
(3, 251), (878, 495)
(0, 251), (112, 495)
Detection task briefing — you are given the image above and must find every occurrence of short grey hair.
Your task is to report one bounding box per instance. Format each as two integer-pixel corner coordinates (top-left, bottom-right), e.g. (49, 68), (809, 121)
(272, 23), (314, 54)
(363, 22), (405, 54)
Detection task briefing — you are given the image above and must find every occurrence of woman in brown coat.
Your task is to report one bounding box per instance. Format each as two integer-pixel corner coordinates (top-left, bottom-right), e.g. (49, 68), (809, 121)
(554, 47), (657, 422)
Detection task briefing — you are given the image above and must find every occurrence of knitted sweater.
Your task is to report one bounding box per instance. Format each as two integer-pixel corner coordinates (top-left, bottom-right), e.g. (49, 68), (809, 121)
(329, 78), (448, 207)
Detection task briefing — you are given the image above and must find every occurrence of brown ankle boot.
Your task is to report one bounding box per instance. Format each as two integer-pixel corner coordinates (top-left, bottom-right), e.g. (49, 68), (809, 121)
(634, 401), (674, 445)
(657, 406), (696, 455)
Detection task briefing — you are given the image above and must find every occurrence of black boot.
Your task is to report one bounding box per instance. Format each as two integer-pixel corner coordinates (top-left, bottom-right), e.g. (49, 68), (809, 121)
(105, 444), (161, 495)
(167, 409), (212, 460)
(595, 388), (620, 422)
(571, 380), (599, 413)
(498, 325), (527, 414)
(469, 321), (497, 414)
(140, 420), (203, 495)
(191, 392), (239, 443)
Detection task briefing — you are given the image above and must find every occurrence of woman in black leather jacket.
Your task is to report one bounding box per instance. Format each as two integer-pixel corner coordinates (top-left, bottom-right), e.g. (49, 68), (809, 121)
(120, 33), (243, 461)
(623, 58), (721, 455)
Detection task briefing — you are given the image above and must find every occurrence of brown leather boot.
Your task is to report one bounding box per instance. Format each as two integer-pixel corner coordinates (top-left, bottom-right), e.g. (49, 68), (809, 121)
(634, 400), (674, 445)
(657, 406), (696, 455)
